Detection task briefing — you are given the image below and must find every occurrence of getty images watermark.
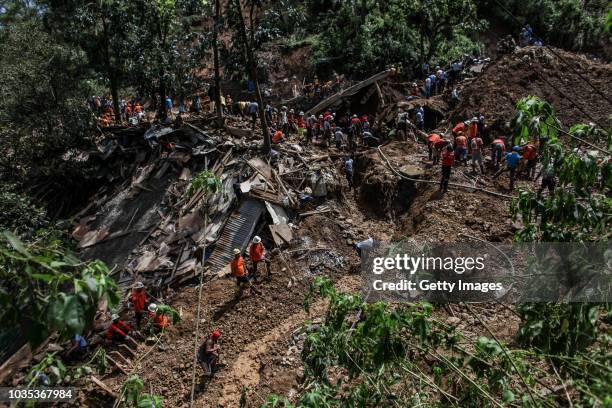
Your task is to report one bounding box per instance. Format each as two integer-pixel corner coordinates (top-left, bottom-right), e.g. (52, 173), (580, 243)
(360, 240), (612, 303)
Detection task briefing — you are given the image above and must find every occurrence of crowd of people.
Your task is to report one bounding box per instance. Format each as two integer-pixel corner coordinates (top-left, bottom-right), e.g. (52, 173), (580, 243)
(425, 117), (552, 193)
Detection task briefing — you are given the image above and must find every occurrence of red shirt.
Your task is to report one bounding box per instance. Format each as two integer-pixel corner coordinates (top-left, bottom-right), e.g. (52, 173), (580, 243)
(492, 139), (506, 153)
(131, 290), (147, 312)
(452, 122), (466, 135)
(351, 117), (361, 126)
(231, 256), (246, 277)
(249, 242), (266, 262)
(434, 139), (448, 150)
(272, 131), (284, 144)
(455, 136), (467, 148)
(107, 321), (131, 339)
(469, 122), (478, 138)
(428, 133), (441, 143)
(471, 137), (484, 152)
(442, 150), (455, 166)
(522, 144), (537, 160)
(149, 311), (169, 329)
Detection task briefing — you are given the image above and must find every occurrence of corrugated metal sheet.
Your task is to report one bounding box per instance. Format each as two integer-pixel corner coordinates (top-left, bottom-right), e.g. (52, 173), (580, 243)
(207, 199), (265, 273)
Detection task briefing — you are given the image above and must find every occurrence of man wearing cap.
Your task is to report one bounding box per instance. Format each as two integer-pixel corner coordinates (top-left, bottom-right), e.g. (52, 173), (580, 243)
(249, 236), (271, 281)
(231, 248), (261, 297)
(198, 330), (222, 376)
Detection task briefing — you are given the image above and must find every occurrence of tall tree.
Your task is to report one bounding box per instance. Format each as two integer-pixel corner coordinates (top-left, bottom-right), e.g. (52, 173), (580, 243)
(232, 0), (271, 151)
(212, 0), (224, 126)
(42, 0), (135, 123)
(133, 0), (208, 119)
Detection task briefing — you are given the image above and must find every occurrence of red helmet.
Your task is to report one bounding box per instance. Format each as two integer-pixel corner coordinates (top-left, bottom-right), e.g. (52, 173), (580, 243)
(211, 330), (221, 339)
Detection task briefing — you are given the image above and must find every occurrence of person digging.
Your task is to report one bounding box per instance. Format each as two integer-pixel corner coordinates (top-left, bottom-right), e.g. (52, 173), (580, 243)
(231, 248), (261, 298)
(197, 330), (224, 377)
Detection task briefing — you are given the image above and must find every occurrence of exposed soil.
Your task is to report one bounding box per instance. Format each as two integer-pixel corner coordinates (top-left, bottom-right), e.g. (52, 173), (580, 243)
(451, 46), (612, 130)
(68, 46), (609, 406)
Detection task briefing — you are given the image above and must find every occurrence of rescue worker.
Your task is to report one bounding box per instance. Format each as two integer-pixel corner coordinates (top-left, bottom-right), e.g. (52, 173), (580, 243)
(454, 132), (468, 165)
(297, 111), (306, 139)
(249, 235), (271, 281)
(440, 145), (455, 193)
(415, 107), (424, 131)
(130, 281), (148, 329)
(231, 248), (261, 297)
(470, 135), (485, 174)
(410, 82), (419, 96)
(65, 334), (88, 362)
(334, 127), (344, 149)
(494, 146), (522, 189)
(491, 137), (506, 169)
(146, 303), (170, 332)
(521, 143), (538, 179)
(344, 156), (354, 189)
(452, 120), (466, 137)
(477, 115), (485, 137)
(351, 114), (361, 139)
(248, 100), (259, 129)
(428, 133), (442, 161)
(397, 109), (408, 139)
(197, 330), (221, 376)
(272, 129), (284, 144)
(538, 163), (556, 195)
(107, 314), (134, 343)
(433, 138), (450, 165)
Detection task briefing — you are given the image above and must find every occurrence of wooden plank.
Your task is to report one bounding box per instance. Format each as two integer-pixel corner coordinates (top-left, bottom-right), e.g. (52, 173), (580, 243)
(91, 376), (117, 398)
(306, 70), (391, 116)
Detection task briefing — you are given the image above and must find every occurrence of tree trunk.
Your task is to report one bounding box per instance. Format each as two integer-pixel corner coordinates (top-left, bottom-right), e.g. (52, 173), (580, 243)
(213, 0), (223, 126)
(159, 70), (168, 120)
(109, 70), (121, 124)
(233, 0), (271, 152)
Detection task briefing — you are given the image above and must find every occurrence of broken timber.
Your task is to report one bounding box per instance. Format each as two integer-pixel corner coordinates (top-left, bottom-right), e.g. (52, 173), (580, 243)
(306, 70), (391, 116)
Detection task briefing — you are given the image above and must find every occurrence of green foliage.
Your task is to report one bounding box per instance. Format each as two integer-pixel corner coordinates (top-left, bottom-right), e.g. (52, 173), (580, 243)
(0, 19), (94, 184)
(481, 0), (610, 53)
(266, 276), (595, 407)
(516, 303), (600, 355)
(155, 304), (181, 324)
(186, 170), (222, 197)
(27, 353), (67, 386)
(121, 374), (164, 408)
(0, 232), (119, 347)
(306, 0), (484, 77)
(0, 184), (47, 234)
(511, 96), (560, 146)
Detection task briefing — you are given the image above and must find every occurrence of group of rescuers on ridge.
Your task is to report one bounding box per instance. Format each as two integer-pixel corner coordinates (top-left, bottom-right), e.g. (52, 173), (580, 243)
(105, 235), (271, 377)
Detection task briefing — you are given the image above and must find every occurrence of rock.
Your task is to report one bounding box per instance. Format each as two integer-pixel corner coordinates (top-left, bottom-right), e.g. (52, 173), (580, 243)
(446, 316), (461, 325)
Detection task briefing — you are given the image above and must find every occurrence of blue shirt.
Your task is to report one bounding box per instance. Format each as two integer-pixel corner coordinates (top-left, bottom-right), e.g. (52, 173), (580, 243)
(345, 159), (353, 173)
(248, 102), (258, 114)
(74, 334), (88, 348)
(165, 98), (172, 109)
(505, 152), (522, 168)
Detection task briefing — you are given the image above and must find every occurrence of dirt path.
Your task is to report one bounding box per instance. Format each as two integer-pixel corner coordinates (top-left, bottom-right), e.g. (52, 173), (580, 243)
(216, 296), (328, 406)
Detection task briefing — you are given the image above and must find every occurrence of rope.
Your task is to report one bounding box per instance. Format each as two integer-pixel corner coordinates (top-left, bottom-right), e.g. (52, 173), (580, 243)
(377, 146), (516, 199)
(190, 157), (208, 407)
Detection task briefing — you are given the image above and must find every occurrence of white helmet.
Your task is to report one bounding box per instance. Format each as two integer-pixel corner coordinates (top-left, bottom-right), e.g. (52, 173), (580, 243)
(252, 236), (261, 244)
(148, 303), (158, 313)
(289, 109), (294, 113)
(111, 314), (120, 321)
(304, 187), (313, 195)
(299, 111), (304, 115)
(133, 281), (144, 289)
